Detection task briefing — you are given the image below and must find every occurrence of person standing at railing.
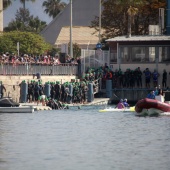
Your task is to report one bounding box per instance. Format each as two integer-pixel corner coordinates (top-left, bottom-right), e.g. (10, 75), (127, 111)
(143, 68), (151, 88)
(77, 57), (81, 78)
(53, 56), (61, 65)
(135, 67), (143, 88)
(162, 69), (167, 88)
(152, 69), (159, 87)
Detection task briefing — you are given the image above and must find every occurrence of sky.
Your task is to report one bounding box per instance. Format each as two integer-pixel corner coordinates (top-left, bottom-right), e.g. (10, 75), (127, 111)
(3, 0), (68, 27)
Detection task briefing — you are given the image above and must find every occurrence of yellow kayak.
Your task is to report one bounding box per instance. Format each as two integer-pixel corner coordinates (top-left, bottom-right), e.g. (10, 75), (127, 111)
(99, 106), (135, 112)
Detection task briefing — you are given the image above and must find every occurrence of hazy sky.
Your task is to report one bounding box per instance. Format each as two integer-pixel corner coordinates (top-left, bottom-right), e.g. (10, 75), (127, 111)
(3, 0), (68, 27)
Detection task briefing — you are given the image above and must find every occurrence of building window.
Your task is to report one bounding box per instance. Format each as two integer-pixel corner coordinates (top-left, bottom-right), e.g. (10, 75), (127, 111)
(159, 47), (170, 62)
(131, 47), (147, 62)
(110, 50), (117, 63)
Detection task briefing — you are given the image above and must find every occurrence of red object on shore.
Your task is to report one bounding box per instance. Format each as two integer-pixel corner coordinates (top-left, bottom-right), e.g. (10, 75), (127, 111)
(135, 98), (170, 113)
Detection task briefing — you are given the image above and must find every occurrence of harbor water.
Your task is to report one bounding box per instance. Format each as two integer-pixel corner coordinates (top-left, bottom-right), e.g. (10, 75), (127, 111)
(0, 105), (170, 170)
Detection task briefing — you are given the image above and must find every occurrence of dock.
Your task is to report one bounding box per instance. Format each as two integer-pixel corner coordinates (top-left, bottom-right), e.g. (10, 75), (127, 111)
(20, 98), (110, 111)
(20, 103), (52, 111)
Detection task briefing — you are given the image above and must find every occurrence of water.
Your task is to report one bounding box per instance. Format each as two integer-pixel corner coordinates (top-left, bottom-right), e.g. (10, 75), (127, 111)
(0, 105), (170, 170)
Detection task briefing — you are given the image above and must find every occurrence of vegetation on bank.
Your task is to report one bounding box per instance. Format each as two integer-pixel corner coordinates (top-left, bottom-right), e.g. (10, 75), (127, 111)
(0, 31), (52, 55)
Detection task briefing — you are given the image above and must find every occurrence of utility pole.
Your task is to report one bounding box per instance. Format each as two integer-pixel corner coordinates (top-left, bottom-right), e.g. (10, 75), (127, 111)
(0, 0), (3, 32)
(99, 0), (101, 43)
(70, 0), (73, 58)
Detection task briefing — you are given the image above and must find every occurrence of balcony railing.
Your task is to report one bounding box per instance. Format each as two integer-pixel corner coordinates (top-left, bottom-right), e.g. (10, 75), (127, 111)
(0, 63), (78, 76)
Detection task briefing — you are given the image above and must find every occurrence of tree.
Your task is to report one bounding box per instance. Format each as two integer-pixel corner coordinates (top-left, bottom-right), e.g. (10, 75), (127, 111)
(42, 0), (67, 19)
(28, 17), (47, 33)
(91, 0), (166, 39)
(0, 31), (52, 54)
(119, 0), (144, 37)
(3, 0), (12, 10)
(19, 0), (36, 10)
(4, 8), (47, 33)
(68, 42), (81, 59)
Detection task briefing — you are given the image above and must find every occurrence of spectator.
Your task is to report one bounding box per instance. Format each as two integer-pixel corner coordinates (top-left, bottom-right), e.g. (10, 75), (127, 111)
(152, 69), (159, 87)
(147, 91), (155, 99)
(136, 67), (142, 88)
(0, 82), (6, 98)
(143, 68), (151, 88)
(154, 86), (159, 96)
(162, 69), (167, 88)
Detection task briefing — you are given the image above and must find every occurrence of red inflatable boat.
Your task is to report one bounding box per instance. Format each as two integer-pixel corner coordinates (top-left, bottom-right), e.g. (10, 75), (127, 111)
(135, 98), (170, 116)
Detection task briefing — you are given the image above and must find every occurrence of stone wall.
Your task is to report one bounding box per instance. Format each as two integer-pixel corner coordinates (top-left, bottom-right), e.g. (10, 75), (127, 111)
(0, 75), (77, 102)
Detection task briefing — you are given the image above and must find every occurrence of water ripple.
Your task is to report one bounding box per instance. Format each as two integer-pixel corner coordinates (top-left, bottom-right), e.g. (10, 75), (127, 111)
(0, 106), (170, 170)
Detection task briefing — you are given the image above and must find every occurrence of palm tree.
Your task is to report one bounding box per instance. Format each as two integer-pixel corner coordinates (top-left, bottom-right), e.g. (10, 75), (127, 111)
(19, 0), (36, 22)
(127, 5), (138, 37)
(19, 0), (36, 10)
(3, 0), (12, 10)
(28, 16), (47, 32)
(119, 0), (144, 37)
(42, 0), (67, 19)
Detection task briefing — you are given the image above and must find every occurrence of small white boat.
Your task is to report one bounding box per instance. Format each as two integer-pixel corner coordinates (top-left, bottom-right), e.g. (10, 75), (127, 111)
(99, 106), (135, 112)
(0, 106), (34, 113)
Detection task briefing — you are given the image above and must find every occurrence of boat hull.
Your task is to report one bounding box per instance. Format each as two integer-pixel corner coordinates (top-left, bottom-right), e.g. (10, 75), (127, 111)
(135, 98), (170, 116)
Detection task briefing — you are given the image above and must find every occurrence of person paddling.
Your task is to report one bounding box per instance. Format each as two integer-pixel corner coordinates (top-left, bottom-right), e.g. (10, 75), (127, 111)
(115, 99), (125, 109)
(123, 98), (129, 107)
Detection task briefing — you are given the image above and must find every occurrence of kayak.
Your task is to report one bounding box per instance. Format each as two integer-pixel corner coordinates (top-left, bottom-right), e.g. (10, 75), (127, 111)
(99, 106), (135, 112)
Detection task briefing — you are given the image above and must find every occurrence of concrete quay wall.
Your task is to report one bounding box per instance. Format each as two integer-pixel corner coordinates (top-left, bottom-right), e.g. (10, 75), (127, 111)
(111, 89), (150, 104)
(0, 75), (77, 102)
(110, 89), (170, 104)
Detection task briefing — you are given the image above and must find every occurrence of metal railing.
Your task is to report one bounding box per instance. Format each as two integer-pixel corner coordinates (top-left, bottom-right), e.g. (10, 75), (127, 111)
(0, 63), (78, 76)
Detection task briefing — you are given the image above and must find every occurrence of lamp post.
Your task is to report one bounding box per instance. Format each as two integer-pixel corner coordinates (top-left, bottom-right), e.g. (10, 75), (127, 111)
(0, 0), (3, 32)
(70, 0), (73, 58)
(99, 0), (101, 43)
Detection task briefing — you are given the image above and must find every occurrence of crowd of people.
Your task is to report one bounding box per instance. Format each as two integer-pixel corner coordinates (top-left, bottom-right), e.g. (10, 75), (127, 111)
(0, 52), (169, 89)
(0, 53), (80, 65)
(146, 85), (165, 102)
(100, 65), (170, 89)
(26, 80), (89, 109)
(24, 66), (101, 109)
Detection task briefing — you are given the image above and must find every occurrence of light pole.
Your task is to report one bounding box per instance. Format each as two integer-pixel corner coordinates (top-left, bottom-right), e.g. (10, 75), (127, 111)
(99, 0), (101, 43)
(0, 0), (3, 32)
(70, 0), (73, 58)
